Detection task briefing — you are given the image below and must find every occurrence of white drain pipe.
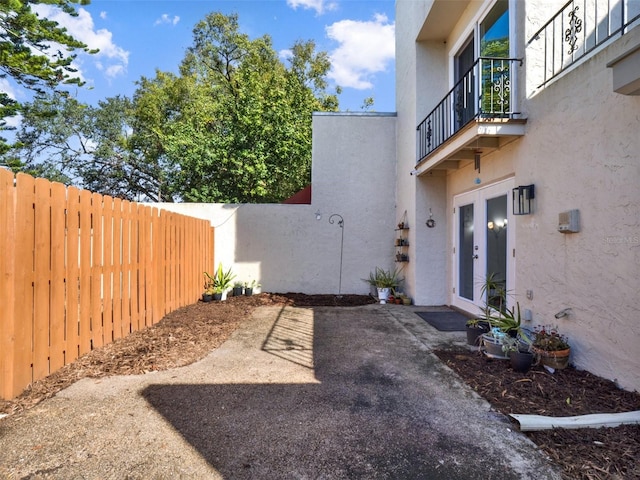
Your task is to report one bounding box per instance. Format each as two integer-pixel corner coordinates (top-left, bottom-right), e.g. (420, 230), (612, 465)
(509, 410), (640, 432)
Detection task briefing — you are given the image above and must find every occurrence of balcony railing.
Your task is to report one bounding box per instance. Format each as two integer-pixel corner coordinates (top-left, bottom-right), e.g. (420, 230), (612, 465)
(416, 57), (522, 163)
(528, 0), (640, 87)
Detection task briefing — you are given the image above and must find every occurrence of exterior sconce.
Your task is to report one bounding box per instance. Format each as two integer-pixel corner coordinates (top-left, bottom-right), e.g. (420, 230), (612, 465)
(512, 184), (535, 215)
(487, 219), (507, 231)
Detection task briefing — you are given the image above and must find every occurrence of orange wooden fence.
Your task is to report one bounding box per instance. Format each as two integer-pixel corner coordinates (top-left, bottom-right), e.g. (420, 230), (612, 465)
(0, 170), (215, 400)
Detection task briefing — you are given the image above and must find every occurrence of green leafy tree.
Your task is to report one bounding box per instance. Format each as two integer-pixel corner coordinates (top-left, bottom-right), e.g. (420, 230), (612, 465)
(163, 12), (339, 202)
(4, 93), (166, 201)
(0, 0), (97, 152)
(4, 11), (338, 204)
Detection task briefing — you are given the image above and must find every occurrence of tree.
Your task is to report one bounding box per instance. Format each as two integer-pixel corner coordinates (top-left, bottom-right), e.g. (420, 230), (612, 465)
(4, 92), (166, 201)
(163, 12), (339, 202)
(3, 11), (338, 204)
(0, 0), (96, 151)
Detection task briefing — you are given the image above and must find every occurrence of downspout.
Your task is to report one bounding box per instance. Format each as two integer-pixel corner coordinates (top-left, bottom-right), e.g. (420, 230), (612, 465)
(509, 411), (640, 432)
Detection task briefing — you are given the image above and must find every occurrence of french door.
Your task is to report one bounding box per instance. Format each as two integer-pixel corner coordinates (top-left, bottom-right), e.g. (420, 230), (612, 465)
(452, 179), (514, 314)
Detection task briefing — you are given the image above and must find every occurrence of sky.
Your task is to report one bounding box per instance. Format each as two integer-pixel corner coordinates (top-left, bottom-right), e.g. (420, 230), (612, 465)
(5, 0), (396, 116)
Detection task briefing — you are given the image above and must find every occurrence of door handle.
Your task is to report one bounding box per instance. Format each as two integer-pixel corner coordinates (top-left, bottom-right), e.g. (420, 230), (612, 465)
(472, 254), (479, 259)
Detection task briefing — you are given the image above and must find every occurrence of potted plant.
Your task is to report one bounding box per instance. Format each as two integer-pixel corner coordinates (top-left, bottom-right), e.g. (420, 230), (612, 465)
(488, 302), (525, 338)
(363, 267), (402, 304)
(476, 273), (509, 355)
(211, 263), (235, 301)
(532, 325), (571, 370)
(232, 281), (244, 297)
(244, 279), (260, 296)
(465, 318), (489, 346)
(502, 334), (534, 372)
(202, 272), (215, 302)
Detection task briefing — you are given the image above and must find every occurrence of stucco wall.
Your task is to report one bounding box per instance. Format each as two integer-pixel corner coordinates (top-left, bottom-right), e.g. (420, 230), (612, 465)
(514, 23), (640, 391)
(156, 113), (397, 297)
(395, 0), (640, 390)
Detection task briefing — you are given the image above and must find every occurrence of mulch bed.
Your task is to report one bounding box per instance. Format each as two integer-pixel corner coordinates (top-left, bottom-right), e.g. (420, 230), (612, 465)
(1, 293), (638, 479)
(0, 293), (374, 416)
(434, 349), (640, 480)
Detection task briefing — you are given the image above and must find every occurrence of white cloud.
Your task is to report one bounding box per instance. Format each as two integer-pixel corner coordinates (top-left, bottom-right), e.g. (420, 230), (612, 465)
(0, 79), (23, 128)
(279, 49), (293, 62)
(100, 11), (107, 20)
(154, 14), (180, 26)
(326, 13), (395, 90)
(31, 5), (129, 80)
(287, 0), (337, 15)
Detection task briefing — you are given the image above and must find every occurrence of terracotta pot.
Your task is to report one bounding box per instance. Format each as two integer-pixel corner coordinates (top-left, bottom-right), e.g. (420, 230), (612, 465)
(534, 347), (571, 370)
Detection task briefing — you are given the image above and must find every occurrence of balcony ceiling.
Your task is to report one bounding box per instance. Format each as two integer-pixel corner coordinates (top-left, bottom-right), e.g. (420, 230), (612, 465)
(415, 118), (527, 174)
(417, 0), (474, 41)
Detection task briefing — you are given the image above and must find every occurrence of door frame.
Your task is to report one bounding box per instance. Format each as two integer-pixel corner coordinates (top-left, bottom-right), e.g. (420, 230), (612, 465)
(451, 178), (515, 314)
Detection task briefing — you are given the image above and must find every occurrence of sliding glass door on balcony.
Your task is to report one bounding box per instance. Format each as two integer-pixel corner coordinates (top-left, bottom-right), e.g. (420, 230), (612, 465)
(454, 38), (476, 133)
(416, 0), (518, 162)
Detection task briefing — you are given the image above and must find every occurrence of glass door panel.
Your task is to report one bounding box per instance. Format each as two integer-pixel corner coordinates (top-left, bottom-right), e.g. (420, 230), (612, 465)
(485, 195), (508, 310)
(458, 203), (475, 301)
(452, 179), (514, 314)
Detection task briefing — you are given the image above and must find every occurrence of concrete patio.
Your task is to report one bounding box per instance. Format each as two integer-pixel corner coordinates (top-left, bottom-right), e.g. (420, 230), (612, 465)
(0, 304), (561, 479)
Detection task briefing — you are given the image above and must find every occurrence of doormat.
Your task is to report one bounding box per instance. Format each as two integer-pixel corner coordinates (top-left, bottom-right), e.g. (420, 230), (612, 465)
(415, 311), (471, 332)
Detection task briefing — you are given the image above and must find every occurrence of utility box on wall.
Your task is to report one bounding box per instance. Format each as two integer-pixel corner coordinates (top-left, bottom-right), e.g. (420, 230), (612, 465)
(558, 209), (580, 233)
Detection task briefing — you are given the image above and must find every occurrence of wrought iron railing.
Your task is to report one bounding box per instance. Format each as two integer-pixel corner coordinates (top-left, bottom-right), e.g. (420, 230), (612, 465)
(416, 57), (522, 163)
(528, 0), (640, 87)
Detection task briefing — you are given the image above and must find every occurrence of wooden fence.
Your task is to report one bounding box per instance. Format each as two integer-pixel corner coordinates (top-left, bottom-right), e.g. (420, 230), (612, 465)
(0, 170), (215, 400)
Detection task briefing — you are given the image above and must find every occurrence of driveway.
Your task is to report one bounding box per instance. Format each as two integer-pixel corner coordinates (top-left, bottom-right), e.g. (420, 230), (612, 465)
(0, 304), (561, 479)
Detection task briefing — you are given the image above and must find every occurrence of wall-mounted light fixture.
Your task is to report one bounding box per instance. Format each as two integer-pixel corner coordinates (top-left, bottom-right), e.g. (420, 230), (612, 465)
(487, 219), (508, 232)
(512, 184), (535, 215)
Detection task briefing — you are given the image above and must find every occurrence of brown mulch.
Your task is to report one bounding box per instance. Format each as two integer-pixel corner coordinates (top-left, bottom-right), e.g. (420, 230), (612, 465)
(1, 293), (638, 479)
(0, 293), (374, 416)
(435, 349), (640, 480)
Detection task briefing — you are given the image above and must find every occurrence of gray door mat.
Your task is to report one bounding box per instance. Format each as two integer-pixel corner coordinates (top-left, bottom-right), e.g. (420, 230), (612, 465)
(415, 311), (472, 332)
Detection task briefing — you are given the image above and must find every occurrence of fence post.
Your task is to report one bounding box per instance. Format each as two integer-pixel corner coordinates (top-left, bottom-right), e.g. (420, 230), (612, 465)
(0, 169), (17, 399)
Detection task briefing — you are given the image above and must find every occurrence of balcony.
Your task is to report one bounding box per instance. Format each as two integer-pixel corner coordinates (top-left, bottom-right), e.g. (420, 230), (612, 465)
(416, 57), (526, 173)
(528, 0), (640, 89)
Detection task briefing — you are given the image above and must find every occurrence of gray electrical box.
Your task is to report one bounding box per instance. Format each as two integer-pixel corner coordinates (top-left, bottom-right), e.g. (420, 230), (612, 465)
(558, 209), (580, 233)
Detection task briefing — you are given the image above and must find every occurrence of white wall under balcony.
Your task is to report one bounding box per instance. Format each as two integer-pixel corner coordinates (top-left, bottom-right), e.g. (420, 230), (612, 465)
(155, 112), (397, 296)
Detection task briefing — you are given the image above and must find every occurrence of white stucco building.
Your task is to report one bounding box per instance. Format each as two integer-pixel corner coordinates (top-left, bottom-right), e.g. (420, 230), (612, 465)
(395, 0), (640, 391)
(161, 0), (640, 392)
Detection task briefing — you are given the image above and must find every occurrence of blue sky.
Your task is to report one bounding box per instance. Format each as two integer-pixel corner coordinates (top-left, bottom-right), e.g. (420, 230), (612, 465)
(5, 0), (396, 115)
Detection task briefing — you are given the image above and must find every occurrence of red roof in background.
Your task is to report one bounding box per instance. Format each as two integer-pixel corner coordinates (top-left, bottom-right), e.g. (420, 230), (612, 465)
(282, 184), (312, 204)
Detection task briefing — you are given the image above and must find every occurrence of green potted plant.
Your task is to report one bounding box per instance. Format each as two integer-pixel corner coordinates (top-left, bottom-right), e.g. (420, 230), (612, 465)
(211, 263), (235, 301)
(363, 267), (402, 304)
(244, 279), (260, 296)
(488, 302), (525, 337)
(532, 325), (571, 370)
(202, 272), (215, 302)
(467, 273), (504, 347)
(465, 318), (489, 346)
(232, 281), (244, 297)
(502, 333), (534, 372)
